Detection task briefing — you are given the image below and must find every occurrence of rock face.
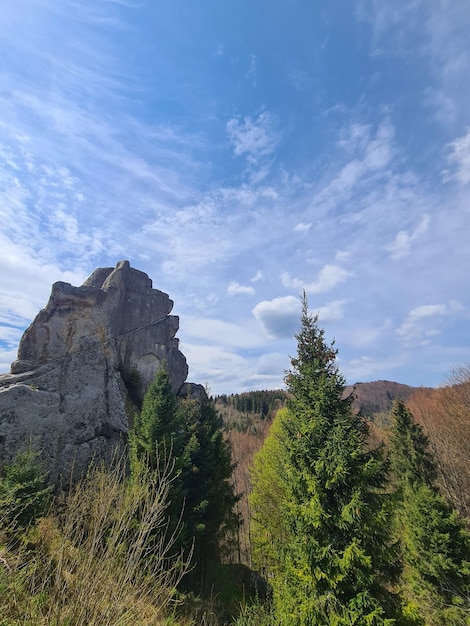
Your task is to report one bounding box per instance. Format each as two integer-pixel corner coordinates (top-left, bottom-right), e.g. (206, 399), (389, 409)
(0, 261), (189, 483)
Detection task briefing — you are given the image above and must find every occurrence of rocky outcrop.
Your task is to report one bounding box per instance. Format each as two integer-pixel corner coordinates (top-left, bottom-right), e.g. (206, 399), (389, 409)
(0, 261), (189, 483)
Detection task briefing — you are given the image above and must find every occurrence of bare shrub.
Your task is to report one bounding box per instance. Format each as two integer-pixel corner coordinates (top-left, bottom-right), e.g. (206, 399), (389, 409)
(1, 452), (190, 625)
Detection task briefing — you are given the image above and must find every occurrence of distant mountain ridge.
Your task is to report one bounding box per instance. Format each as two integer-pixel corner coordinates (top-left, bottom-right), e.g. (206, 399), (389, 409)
(345, 380), (423, 418)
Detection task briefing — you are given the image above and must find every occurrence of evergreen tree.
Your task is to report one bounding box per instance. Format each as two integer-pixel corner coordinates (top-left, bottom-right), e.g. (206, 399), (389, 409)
(129, 363), (187, 551)
(389, 399), (436, 488)
(129, 365), (239, 593)
(252, 295), (397, 625)
(129, 362), (183, 472)
(389, 400), (470, 625)
(177, 394), (240, 591)
(0, 449), (51, 536)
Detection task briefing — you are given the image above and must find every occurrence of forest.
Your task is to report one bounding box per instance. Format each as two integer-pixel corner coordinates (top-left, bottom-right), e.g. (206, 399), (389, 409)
(0, 298), (469, 625)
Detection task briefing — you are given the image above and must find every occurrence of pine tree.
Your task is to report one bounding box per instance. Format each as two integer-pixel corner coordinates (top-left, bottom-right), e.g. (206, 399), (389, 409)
(389, 399), (436, 488)
(252, 295), (397, 625)
(389, 400), (470, 625)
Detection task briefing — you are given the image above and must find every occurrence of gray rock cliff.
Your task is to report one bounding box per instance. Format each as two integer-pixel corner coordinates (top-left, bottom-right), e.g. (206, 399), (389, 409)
(0, 260), (189, 482)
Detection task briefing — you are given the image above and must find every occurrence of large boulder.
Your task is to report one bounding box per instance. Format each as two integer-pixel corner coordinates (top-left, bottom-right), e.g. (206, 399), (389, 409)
(0, 260), (189, 483)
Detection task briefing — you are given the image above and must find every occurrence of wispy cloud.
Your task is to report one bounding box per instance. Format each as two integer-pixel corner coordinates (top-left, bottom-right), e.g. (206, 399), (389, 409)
(0, 0), (469, 394)
(245, 53), (257, 87)
(446, 129), (470, 185)
(357, 0), (470, 125)
(396, 301), (463, 346)
(281, 264), (353, 294)
(226, 111), (280, 170)
(385, 214), (430, 260)
(227, 281), (255, 296)
(294, 222), (311, 233)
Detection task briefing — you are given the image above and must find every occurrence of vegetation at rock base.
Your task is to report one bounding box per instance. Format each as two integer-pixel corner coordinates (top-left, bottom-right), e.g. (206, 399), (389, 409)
(1, 311), (470, 624)
(0, 448), (52, 539)
(0, 454), (189, 625)
(129, 362), (240, 595)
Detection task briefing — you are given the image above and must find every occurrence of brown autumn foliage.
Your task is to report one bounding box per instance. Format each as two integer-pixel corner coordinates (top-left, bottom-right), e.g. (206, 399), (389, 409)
(227, 423), (271, 566)
(407, 366), (470, 520)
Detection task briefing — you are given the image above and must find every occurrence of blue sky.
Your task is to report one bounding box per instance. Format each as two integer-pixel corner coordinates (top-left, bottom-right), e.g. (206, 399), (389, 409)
(1, 0), (469, 394)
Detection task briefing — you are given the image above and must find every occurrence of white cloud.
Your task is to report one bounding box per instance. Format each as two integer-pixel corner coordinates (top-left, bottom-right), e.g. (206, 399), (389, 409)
(227, 281), (255, 296)
(281, 264), (353, 294)
(252, 295), (300, 339)
(181, 342), (288, 393)
(344, 353), (406, 382)
(446, 129), (470, 185)
(316, 300), (347, 323)
(385, 214), (430, 260)
(182, 316), (266, 349)
(226, 111), (280, 165)
(310, 120), (396, 216)
(250, 270), (263, 283)
(357, 1), (470, 125)
(338, 123), (371, 153)
(294, 222), (311, 233)
(396, 301), (462, 346)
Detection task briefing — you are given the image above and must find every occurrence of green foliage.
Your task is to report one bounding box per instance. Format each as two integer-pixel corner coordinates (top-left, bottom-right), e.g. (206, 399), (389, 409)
(389, 400), (470, 624)
(232, 598), (275, 626)
(251, 295), (397, 624)
(0, 448), (51, 536)
(129, 363), (182, 472)
(129, 364), (239, 595)
(177, 394), (240, 590)
(0, 455), (188, 625)
(222, 390), (287, 418)
(389, 399), (436, 488)
(249, 407), (288, 574)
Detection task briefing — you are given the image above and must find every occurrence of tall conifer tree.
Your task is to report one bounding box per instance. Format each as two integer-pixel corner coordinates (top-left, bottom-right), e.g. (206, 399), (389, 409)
(177, 394), (239, 591)
(129, 365), (239, 593)
(252, 295), (397, 625)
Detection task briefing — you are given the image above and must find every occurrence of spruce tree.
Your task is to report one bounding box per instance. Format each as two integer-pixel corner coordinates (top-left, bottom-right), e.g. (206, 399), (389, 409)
(253, 295), (397, 625)
(129, 366), (239, 592)
(389, 400), (470, 625)
(129, 362), (183, 472)
(129, 363), (187, 552)
(177, 394), (239, 591)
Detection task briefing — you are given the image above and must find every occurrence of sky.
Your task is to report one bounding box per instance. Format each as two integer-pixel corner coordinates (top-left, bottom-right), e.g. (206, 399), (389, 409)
(0, 0), (469, 395)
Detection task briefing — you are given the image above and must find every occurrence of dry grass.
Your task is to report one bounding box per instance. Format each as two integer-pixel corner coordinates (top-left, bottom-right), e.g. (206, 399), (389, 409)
(0, 453), (190, 625)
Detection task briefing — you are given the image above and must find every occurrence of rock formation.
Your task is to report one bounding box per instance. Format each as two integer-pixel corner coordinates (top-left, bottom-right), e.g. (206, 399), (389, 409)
(0, 260), (189, 483)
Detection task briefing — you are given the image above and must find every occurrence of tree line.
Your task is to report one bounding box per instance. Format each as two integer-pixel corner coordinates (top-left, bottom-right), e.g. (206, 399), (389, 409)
(217, 390), (287, 419)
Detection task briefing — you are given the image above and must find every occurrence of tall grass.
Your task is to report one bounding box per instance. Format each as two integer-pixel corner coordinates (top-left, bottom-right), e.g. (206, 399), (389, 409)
(0, 453), (190, 625)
